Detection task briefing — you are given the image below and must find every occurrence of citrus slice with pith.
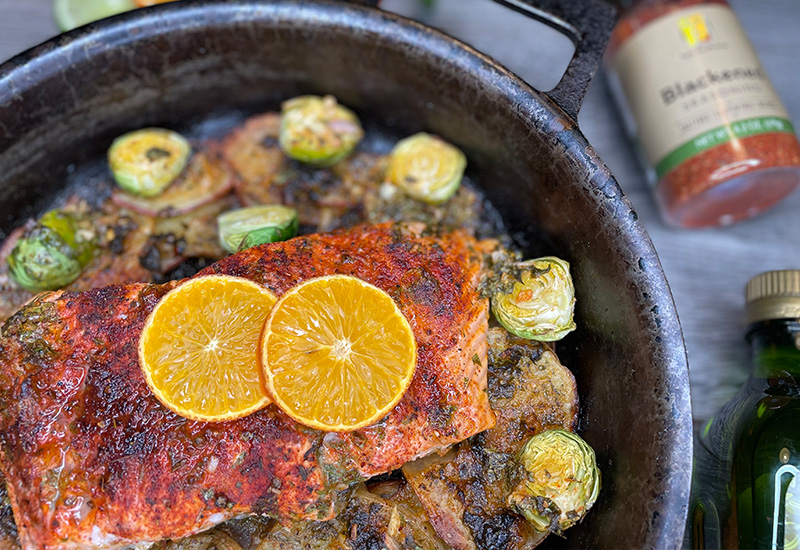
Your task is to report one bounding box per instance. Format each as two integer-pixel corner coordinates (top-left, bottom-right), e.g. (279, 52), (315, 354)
(261, 275), (417, 432)
(134, 0), (180, 6)
(139, 275), (276, 422)
(53, 0), (137, 32)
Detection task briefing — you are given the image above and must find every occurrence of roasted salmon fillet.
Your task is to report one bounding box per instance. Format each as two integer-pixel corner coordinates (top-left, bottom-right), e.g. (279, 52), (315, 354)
(169, 328), (580, 550)
(0, 223), (495, 549)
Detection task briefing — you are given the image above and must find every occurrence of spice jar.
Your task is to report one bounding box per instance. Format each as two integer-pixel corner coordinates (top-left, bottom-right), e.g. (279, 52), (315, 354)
(604, 0), (800, 228)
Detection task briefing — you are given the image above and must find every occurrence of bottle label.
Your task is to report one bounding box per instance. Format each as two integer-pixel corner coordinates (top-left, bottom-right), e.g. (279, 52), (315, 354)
(610, 5), (795, 179)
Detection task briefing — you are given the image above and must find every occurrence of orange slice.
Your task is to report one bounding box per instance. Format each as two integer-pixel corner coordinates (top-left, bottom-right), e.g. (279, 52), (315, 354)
(261, 275), (417, 432)
(139, 275), (276, 422)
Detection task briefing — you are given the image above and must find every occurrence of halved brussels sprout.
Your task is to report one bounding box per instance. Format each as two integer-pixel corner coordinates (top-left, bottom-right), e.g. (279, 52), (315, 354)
(108, 128), (192, 197)
(217, 205), (298, 254)
(491, 256), (576, 341)
(8, 210), (95, 293)
(386, 132), (466, 205)
(509, 430), (600, 534)
(279, 95), (364, 166)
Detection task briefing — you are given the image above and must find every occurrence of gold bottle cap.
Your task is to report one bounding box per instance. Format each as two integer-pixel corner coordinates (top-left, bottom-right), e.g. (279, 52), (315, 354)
(746, 270), (800, 324)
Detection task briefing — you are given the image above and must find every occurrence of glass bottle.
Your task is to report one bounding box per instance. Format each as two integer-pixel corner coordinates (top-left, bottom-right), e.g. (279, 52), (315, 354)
(690, 270), (800, 548)
(604, 0), (800, 228)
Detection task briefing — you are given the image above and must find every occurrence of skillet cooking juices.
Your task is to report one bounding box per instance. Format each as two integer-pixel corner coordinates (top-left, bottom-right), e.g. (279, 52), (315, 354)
(0, 95), (599, 549)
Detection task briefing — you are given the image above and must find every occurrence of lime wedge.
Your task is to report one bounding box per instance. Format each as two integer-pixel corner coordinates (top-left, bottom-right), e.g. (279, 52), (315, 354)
(53, 0), (137, 32)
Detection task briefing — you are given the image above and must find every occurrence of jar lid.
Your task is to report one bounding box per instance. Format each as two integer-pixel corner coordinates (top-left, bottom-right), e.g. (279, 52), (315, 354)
(746, 270), (800, 324)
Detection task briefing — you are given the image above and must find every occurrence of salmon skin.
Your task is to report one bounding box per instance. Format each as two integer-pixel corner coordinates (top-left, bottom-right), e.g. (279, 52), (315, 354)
(0, 223), (495, 549)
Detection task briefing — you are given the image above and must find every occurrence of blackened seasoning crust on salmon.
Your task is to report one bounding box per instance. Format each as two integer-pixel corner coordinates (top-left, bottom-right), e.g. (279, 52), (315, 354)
(175, 328), (580, 550)
(202, 223), (496, 481)
(0, 223), (496, 549)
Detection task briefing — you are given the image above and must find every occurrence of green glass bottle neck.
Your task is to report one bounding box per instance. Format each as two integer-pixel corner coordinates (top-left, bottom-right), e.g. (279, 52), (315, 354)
(747, 319), (800, 379)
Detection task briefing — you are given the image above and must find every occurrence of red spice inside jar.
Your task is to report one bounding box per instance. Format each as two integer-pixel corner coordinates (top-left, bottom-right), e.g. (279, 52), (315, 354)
(656, 133), (800, 227)
(607, 0), (800, 228)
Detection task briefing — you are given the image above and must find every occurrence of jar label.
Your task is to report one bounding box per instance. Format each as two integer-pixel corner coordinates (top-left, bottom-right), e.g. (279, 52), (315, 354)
(610, 5), (794, 179)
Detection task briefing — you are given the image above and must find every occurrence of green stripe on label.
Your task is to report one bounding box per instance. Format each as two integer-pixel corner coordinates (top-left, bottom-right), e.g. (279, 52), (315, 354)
(655, 117), (796, 179)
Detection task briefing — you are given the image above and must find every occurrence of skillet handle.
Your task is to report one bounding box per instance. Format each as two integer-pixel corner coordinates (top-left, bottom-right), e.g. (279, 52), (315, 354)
(491, 0), (617, 121)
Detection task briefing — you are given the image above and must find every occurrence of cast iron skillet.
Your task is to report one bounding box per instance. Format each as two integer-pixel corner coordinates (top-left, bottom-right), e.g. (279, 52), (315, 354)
(0, 0), (692, 547)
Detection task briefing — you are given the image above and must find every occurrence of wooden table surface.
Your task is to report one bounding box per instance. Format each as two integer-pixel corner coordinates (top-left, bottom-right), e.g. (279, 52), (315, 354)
(1, 0), (799, 424)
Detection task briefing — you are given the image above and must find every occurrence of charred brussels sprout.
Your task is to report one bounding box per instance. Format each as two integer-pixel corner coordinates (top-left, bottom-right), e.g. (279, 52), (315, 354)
(217, 205), (299, 254)
(279, 95), (364, 166)
(491, 256), (576, 341)
(509, 430), (600, 534)
(8, 210), (95, 293)
(108, 128), (191, 197)
(387, 132), (466, 205)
